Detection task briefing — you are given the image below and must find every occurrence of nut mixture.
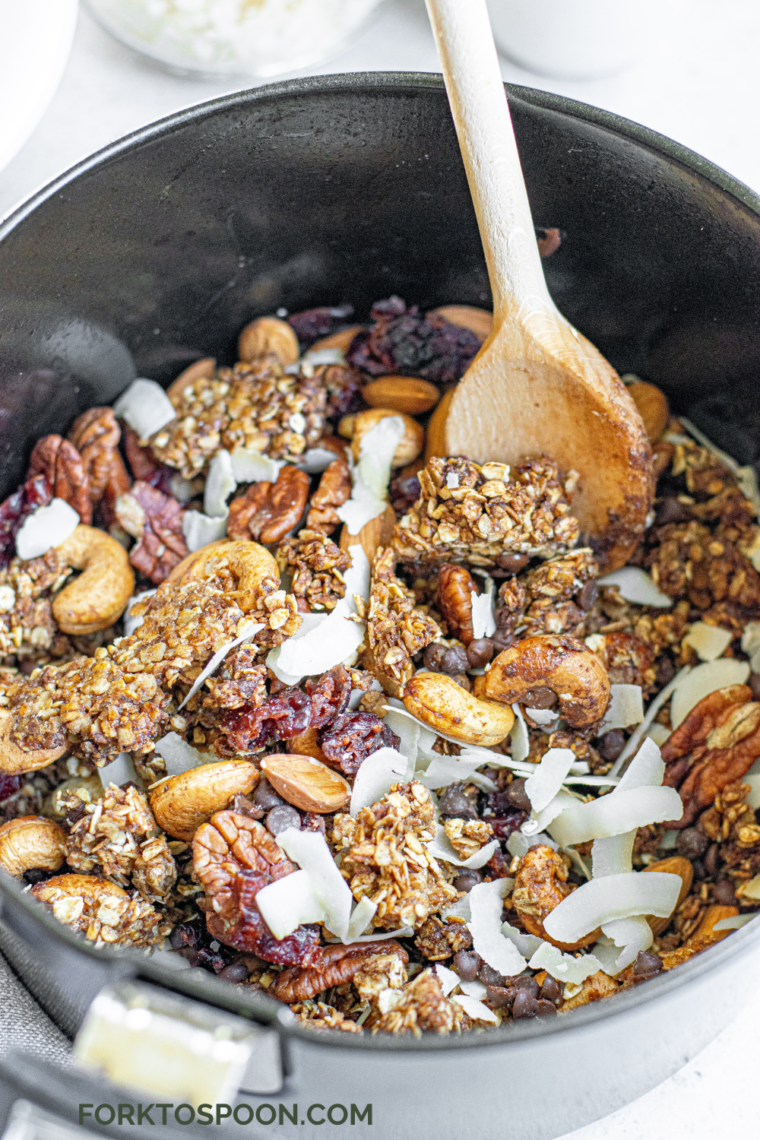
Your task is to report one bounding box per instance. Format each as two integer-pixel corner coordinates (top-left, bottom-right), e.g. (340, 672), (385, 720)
(0, 303), (756, 1037)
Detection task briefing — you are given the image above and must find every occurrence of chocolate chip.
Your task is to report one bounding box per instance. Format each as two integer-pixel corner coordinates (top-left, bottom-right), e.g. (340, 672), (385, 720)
(506, 778), (532, 813)
(539, 974), (562, 1005)
(485, 985), (515, 1010)
(453, 869), (482, 893)
(512, 990), (539, 1019)
(477, 963), (506, 987)
(632, 950), (663, 981)
(424, 643), (448, 672)
(576, 580), (598, 610)
(453, 950), (481, 981)
(22, 867), (50, 885)
(676, 827), (709, 861)
(496, 552), (529, 574)
(438, 784), (478, 820)
(704, 842), (719, 879)
(490, 628), (515, 652)
(656, 655), (676, 687)
(535, 999), (558, 1017)
(441, 646), (470, 675)
(253, 778), (286, 811)
(218, 961), (250, 983)
(513, 974), (539, 997)
(266, 805), (301, 835)
(656, 497), (693, 524)
(597, 729), (626, 762)
(522, 687), (557, 710)
(467, 638), (495, 668)
(714, 878), (737, 905)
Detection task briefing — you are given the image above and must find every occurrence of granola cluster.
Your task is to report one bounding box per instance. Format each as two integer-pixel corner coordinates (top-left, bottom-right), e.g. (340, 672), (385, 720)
(31, 876), (170, 946)
(333, 781), (459, 929)
(149, 360), (327, 478)
(0, 552), (71, 662)
(496, 547), (598, 640)
(392, 456), (580, 567)
(276, 530), (350, 612)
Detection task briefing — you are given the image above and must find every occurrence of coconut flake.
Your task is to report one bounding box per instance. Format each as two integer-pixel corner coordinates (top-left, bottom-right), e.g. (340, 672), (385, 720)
(451, 994), (499, 1023)
(114, 378), (176, 440)
(549, 785), (682, 847)
(428, 826), (500, 869)
(124, 589), (157, 636)
(467, 879), (527, 976)
(523, 791), (577, 836)
(267, 614), (328, 684)
(458, 979), (488, 1000)
(345, 898), (377, 942)
(501, 922), (544, 958)
(182, 510), (227, 551)
(337, 416), (405, 533)
(543, 871), (682, 944)
(739, 874), (760, 901)
(509, 704), (530, 762)
(528, 942), (604, 984)
(298, 448), (342, 474)
(303, 347), (346, 367)
(525, 708), (560, 728)
(524, 748), (576, 813)
(99, 752), (138, 789)
(16, 498), (80, 560)
(744, 775), (760, 810)
(273, 600), (364, 683)
(670, 658), (750, 729)
(683, 622), (733, 663)
(276, 827), (353, 942)
(599, 685), (644, 733)
(255, 870), (324, 940)
(591, 833), (636, 878)
(230, 448), (283, 484)
(343, 544), (371, 609)
(352, 925), (415, 943)
(471, 577), (497, 639)
(713, 913), (757, 932)
(178, 622), (263, 710)
(741, 621), (760, 673)
(435, 963), (460, 996)
(506, 829), (558, 859)
(597, 567), (672, 608)
(609, 667), (691, 777)
(617, 737), (665, 793)
(204, 449), (236, 518)
(418, 755), (496, 793)
(350, 747), (410, 816)
(598, 915), (653, 972)
(154, 732), (209, 776)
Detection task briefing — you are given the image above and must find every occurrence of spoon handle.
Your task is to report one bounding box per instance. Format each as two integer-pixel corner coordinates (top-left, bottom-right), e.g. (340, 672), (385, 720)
(425, 0), (554, 322)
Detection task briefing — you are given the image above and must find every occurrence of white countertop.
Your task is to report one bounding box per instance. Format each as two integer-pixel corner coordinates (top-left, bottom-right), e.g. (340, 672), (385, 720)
(1, 3), (760, 1136)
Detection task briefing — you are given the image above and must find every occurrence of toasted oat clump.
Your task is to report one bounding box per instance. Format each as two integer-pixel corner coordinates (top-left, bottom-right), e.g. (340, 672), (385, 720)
(352, 950), (408, 1003)
(359, 548), (441, 696)
(392, 456), (580, 567)
(276, 530), (350, 612)
(0, 552), (72, 660)
(8, 573), (300, 764)
(514, 548), (598, 638)
(149, 360), (327, 478)
(32, 875), (170, 947)
(291, 1001), (363, 1033)
(367, 968), (467, 1035)
(64, 783), (177, 903)
(442, 818), (494, 861)
(332, 781), (460, 929)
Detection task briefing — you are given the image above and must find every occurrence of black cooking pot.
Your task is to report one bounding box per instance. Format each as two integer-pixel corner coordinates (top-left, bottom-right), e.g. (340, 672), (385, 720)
(0, 74), (759, 1140)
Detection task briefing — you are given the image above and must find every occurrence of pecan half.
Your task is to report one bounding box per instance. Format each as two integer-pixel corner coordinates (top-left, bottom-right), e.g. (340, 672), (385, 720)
(228, 466), (310, 545)
(193, 809), (321, 965)
(662, 685), (760, 826)
(117, 481), (188, 584)
(306, 457), (351, 534)
(512, 844), (599, 951)
(272, 940), (408, 1002)
(68, 408), (131, 524)
(27, 436), (92, 524)
(437, 564), (476, 644)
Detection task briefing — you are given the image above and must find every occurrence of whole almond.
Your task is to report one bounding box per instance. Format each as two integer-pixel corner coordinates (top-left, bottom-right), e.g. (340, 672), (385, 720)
(644, 855), (693, 934)
(627, 380), (669, 442)
(260, 753), (350, 813)
(288, 727), (328, 763)
(150, 759), (258, 842)
(429, 304), (493, 342)
(309, 325), (365, 354)
(687, 903), (738, 947)
(340, 503), (396, 561)
(351, 408), (425, 468)
(362, 376), (440, 415)
(238, 316), (299, 366)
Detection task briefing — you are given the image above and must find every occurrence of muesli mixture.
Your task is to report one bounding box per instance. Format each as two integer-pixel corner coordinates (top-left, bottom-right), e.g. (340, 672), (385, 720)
(1, 297), (759, 1035)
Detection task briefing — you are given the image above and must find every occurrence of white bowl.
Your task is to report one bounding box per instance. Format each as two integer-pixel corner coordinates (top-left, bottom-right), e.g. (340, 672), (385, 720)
(0, 0), (79, 176)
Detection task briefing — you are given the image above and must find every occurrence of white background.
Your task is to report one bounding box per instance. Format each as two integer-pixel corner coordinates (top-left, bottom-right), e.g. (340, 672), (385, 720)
(1, 2), (760, 1136)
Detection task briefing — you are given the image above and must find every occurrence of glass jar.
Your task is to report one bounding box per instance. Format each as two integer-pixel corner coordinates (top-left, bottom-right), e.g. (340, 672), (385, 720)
(85, 0), (385, 77)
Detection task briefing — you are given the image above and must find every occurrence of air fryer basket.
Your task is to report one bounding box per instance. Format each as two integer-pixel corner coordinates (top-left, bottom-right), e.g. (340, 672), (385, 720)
(0, 74), (759, 1140)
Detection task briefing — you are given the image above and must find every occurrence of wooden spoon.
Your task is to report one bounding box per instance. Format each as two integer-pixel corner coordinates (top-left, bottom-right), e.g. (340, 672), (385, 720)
(425, 0), (653, 572)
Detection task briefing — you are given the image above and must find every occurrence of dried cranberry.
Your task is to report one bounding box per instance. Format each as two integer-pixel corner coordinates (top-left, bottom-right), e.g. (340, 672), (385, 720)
(221, 688), (312, 752)
(346, 297), (480, 385)
(319, 711), (400, 776)
(0, 774), (19, 803)
(0, 474), (52, 566)
(305, 665), (352, 729)
(484, 809), (526, 842)
(390, 473), (422, 514)
(287, 305), (354, 346)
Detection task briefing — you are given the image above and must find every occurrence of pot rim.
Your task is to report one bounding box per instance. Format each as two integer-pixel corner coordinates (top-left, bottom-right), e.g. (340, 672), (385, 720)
(1, 71), (759, 1052)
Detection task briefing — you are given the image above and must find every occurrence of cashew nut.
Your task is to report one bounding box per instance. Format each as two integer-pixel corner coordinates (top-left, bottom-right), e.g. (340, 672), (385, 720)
(403, 672), (514, 746)
(43, 775), (104, 819)
(238, 316), (299, 366)
(167, 539), (279, 613)
(150, 758), (258, 842)
(512, 843), (599, 951)
(0, 816), (65, 877)
(0, 709), (66, 775)
(52, 525), (135, 635)
(474, 635), (611, 728)
(349, 408), (425, 468)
